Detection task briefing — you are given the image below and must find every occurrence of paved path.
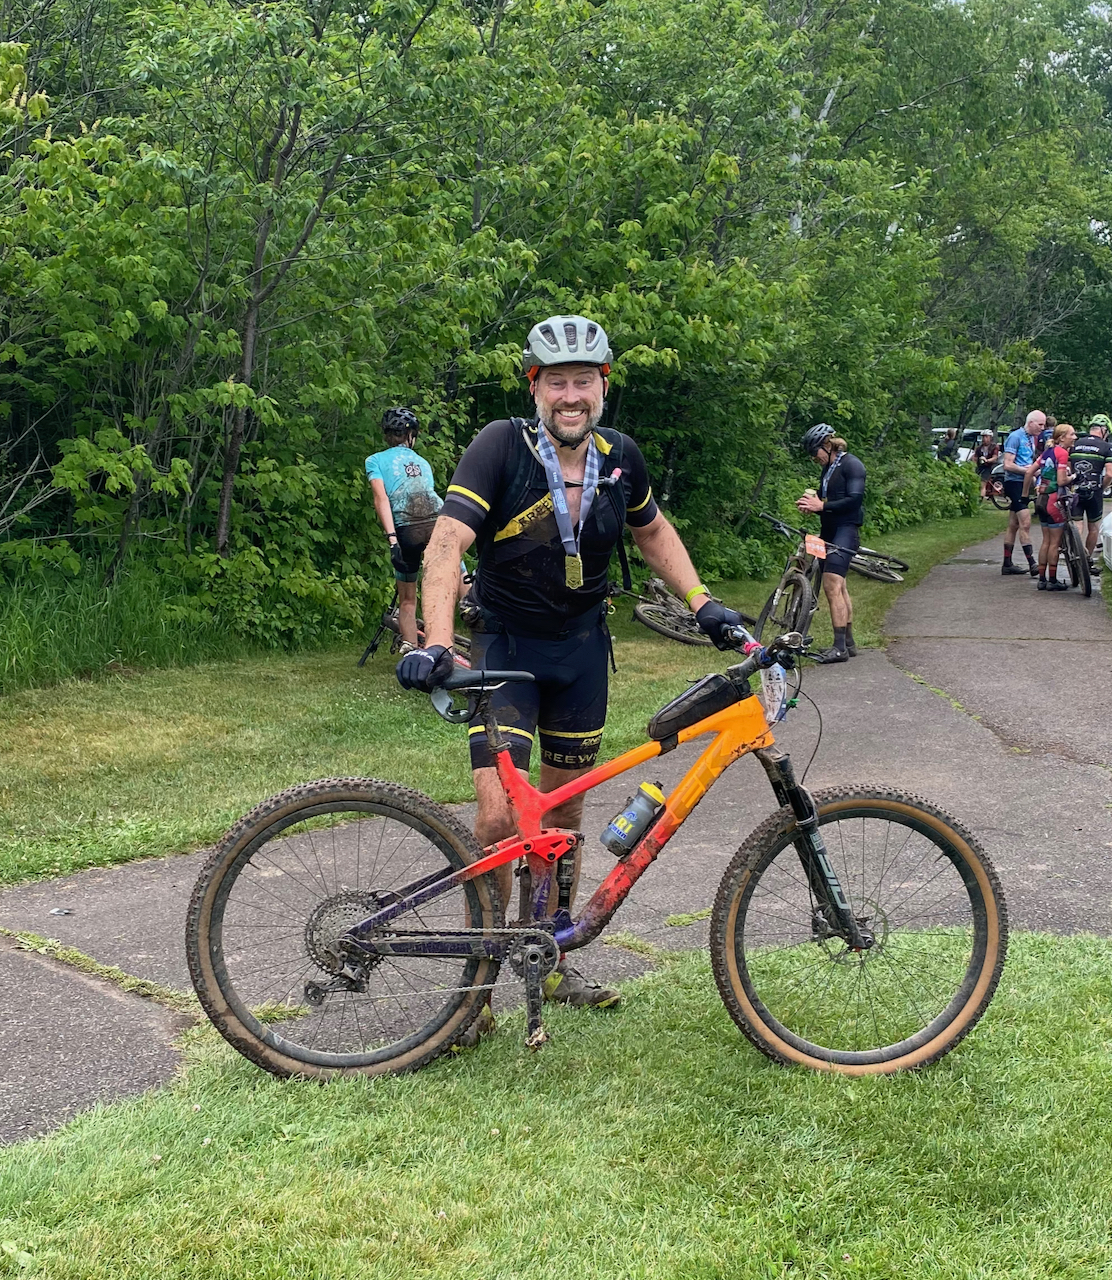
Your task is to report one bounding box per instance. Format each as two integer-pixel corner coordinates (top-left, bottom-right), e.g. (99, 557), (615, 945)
(2, 533), (1109, 1140)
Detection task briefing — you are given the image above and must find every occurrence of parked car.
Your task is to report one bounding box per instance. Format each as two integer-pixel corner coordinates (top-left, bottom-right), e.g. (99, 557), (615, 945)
(931, 426), (1005, 464)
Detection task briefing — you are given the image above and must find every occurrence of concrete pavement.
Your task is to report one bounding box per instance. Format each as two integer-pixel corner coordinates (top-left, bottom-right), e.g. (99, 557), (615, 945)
(2, 531), (1109, 1139)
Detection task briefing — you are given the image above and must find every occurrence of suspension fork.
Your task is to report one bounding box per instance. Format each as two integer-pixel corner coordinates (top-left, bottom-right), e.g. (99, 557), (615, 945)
(753, 748), (872, 951)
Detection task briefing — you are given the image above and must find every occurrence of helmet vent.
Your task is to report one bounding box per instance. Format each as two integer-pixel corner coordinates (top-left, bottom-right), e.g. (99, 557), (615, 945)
(563, 321), (579, 351)
(538, 324), (558, 350)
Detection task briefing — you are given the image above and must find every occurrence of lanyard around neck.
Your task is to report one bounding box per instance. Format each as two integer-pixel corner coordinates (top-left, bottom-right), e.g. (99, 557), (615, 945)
(534, 424), (600, 558)
(820, 451), (844, 500)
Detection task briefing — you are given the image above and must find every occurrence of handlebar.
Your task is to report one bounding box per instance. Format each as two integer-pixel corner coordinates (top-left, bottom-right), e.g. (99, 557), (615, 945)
(724, 629), (807, 685)
(759, 512), (805, 541)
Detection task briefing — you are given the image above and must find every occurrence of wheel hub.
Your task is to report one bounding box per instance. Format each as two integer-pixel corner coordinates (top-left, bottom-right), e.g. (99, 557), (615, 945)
(817, 899), (890, 964)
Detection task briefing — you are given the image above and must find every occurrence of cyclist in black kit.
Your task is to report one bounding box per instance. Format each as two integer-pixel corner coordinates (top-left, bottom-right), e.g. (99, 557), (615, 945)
(796, 423), (866, 664)
(395, 315), (745, 1033)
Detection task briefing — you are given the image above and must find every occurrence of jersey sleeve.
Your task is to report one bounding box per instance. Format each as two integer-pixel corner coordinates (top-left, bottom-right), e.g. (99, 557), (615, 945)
(620, 435), (659, 527)
(439, 420), (515, 533)
(365, 453), (383, 484)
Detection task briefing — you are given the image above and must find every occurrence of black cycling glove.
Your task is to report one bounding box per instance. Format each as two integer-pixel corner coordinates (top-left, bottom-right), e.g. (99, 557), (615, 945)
(396, 644), (454, 691)
(389, 541), (409, 575)
(695, 600), (746, 650)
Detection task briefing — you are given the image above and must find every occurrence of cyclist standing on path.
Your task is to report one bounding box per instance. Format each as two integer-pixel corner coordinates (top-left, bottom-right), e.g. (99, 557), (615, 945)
(796, 424), (865, 665)
(1067, 414), (1112, 571)
(1000, 410), (1045, 576)
(366, 408), (445, 650)
(396, 314), (744, 1027)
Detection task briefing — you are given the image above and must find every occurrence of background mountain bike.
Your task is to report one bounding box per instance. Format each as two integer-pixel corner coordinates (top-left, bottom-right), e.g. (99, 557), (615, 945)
(187, 627), (1008, 1081)
(610, 576), (757, 646)
(357, 589), (471, 667)
(754, 513), (909, 642)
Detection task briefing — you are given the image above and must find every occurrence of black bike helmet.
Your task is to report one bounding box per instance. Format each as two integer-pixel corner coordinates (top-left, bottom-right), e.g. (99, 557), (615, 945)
(800, 422), (836, 455)
(382, 407), (419, 436)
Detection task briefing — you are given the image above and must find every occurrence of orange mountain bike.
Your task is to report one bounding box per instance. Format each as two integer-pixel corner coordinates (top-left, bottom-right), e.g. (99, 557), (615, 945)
(187, 629), (1008, 1079)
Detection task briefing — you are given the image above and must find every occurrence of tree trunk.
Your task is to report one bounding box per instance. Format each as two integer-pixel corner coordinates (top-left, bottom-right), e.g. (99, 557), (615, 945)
(215, 298), (261, 556)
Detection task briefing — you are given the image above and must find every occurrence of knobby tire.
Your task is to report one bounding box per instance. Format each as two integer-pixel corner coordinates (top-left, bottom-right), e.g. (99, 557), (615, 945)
(186, 778), (502, 1080)
(633, 599), (713, 646)
(1062, 521), (1091, 596)
(709, 786), (1007, 1074)
(755, 571), (814, 644)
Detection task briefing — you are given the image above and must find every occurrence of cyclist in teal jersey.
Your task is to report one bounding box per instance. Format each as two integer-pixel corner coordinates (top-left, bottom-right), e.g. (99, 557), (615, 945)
(366, 408), (445, 649)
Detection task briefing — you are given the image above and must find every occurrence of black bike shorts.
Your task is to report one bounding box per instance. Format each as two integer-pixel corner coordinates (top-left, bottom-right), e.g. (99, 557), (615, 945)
(467, 617), (609, 772)
(1003, 479), (1031, 513)
(394, 519), (436, 582)
(1073, 490), (1104, 523)
(821, 524), (860, 578)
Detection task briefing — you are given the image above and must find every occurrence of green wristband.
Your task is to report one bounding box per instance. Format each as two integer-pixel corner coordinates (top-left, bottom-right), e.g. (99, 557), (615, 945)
(684, 584), (710, 608)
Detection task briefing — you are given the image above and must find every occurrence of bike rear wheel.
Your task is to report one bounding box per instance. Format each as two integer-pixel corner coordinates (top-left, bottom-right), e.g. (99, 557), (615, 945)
(1062, 521), (1091, 596)
(755, 571), (814, 644)
(710, 786), (1007, 1073)
(186, 778), (501, 1080)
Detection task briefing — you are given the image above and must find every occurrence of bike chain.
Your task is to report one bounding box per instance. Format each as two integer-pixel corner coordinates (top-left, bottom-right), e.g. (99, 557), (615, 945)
(338, 923), (560, 992)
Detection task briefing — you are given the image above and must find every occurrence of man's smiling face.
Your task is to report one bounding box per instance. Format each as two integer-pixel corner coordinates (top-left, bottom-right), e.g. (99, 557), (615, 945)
(532, 364), (606, 447)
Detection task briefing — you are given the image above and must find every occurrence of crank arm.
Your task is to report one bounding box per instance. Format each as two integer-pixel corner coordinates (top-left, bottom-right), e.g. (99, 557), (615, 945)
(522, 942), (548, 1050)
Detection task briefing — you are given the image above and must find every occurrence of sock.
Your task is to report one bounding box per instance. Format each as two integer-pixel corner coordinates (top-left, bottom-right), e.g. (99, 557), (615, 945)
(1038, 565), (1046, 580)
(833, 626), (847, 651)
(845, 623), (856, 648)
(1003, 544), (1014, 564)
(1023, 544), (1036, 566)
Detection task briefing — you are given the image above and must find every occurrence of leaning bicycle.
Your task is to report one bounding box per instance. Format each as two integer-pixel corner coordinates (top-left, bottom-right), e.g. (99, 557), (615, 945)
(188, 627), (1007, 1079)
(755, 513), (909, 642)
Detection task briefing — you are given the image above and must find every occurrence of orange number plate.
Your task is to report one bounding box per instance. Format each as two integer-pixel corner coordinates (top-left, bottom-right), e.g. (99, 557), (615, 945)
(804, 534), (827, 559)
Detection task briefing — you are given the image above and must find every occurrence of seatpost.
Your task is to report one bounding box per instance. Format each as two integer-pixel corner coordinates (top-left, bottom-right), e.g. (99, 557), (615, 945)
(480, 693), (510, 757)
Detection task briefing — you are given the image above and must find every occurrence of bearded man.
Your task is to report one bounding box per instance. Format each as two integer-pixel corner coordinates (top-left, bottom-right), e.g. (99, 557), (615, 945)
(396, 315), (742, 1031)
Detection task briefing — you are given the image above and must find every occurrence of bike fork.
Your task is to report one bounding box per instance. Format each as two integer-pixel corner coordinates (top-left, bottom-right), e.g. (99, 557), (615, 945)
(754, 748), (873, 952)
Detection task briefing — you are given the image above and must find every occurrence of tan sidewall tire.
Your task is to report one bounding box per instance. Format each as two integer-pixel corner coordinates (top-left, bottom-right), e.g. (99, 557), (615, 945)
(710, 787), (1007, 1075)
(186, 777), (501, 1081)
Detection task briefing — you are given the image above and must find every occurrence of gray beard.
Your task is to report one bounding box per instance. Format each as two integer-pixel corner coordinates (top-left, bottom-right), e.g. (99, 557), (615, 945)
(539, 405), (603, 447)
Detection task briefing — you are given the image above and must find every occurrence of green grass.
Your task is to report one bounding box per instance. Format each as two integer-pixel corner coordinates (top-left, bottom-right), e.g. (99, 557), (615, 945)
(0, 563), (254, 694)
(2, 935), (1112, 1278)
(0, 511), (1007, 888)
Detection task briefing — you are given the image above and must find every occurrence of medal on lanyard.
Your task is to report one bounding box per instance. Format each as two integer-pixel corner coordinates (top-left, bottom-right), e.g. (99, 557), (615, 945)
(534, 424), (599, 591)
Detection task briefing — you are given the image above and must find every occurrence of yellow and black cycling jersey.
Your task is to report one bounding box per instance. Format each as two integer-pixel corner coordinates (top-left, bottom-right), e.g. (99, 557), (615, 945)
(440, 417), (658, 634)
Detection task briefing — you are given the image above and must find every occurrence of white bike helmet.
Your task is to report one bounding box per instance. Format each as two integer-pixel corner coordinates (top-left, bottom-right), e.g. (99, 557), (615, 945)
(522, 315), (613, 380)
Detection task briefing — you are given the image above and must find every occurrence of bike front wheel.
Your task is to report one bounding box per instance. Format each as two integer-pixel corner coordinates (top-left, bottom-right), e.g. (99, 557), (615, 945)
(755, 571), (814, 644)
(710, 786), (1007, 1074)
(187, 778), (502, 1080)
(633, 598), (713, 646)
(848, 548), (908, 583)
